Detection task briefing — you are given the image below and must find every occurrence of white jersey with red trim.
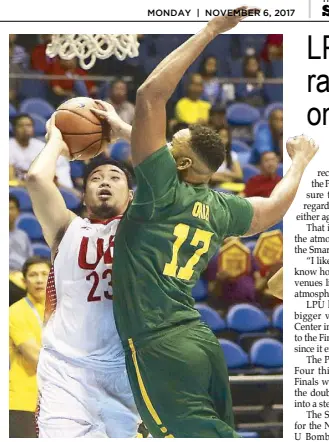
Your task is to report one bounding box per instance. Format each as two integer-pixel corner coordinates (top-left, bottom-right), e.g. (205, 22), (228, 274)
(42, 215), (124, 370)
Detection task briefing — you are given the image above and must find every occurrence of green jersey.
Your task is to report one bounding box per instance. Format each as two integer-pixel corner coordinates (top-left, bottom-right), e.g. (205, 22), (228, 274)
(113, 146), (253, 344)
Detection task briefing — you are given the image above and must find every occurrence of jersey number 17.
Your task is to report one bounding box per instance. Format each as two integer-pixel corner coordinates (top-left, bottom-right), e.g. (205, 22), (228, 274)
(163, 223), (213, 281)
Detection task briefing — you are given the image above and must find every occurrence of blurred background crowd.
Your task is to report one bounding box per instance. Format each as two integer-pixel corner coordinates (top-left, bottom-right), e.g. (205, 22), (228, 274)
(9, 33), (283, 438)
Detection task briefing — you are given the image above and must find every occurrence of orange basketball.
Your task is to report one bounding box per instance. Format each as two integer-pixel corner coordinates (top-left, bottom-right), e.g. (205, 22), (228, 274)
(55, 97), (111, 160)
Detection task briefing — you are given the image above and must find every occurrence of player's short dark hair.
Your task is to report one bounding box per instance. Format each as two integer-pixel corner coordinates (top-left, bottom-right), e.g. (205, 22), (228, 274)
(13, 114), (34, 128)
(22, 256), (51, 278)
(9, 194), (20, 209)
(83, 156), (133, 190)
(189, 124), (225, 172)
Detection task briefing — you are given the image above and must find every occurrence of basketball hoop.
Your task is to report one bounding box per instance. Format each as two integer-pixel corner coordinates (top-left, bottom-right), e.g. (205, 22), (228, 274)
(46, 34), (140, 70)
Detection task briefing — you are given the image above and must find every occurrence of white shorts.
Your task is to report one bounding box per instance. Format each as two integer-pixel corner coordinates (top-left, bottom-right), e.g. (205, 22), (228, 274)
(37, 349), (140, 438)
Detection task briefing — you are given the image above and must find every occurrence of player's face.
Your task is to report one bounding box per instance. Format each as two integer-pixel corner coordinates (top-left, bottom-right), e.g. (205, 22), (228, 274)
(15, 117), (34, 141)
(25, 263), (50, 302)
(84, 165), (132, 219)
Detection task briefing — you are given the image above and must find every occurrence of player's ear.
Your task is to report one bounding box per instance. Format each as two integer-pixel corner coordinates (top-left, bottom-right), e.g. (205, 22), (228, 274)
(128, 190), (134, 201)
(176, 157), (192, 171)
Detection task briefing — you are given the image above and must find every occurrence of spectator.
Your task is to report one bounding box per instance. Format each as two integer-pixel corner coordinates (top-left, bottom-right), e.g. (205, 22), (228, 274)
(30, 34), (56, 72)
(106, 79), (135, 125)
(9, 257), (51, 438)
(199, 56), (235, 106)
(9, 44), (24, 106)
(210, 126), (243, 185)
(9, 195), (33, 273)
(48, 57), (97, 106)
(261, 34), (283, 62)
(236, 55), (265, 107)
(9, 114), (74, 189)
(208, 106), (227, 131)
(250, 108), (283, 164)
(175, 73), (211, 124)
(9, 34), (29, 69)
(244, 151), (281, 198)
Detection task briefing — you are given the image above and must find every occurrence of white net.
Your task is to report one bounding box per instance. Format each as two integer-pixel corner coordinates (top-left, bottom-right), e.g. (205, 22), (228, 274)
(46, 34), (140, 70)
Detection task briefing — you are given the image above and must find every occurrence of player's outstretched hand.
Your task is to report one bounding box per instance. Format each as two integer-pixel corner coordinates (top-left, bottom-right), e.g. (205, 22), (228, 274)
(91, 100), (129, 142)
(45, 113), (71, 158)
(286, 135), (319, 168)
(207, 6), (260, 35)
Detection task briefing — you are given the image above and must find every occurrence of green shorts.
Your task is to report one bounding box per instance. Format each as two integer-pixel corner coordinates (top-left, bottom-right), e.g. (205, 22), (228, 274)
(125, 321), (239, 438)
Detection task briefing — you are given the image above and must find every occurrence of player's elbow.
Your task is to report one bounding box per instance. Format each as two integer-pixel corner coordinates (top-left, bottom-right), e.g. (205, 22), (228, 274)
(137, 80), (165, 103)
(25, 170), (45, 188)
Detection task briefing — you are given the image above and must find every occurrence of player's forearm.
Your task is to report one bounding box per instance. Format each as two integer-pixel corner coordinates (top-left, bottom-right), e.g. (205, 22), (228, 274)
(246, 159), (306, 235)
(268, 159), (305, 221)
(138, 25), (216, 102)
(26, 139), (63, 185)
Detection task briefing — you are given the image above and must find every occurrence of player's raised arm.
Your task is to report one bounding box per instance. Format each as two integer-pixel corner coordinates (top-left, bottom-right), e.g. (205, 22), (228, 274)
(26, 115), (76, 251)
(244, 135), (318, 236)
(130, 7), (257, 166)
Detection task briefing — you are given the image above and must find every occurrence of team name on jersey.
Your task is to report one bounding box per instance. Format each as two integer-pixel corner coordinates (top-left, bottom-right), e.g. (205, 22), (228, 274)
(78, 235), (115, 270)
(192, 202), (210, 221)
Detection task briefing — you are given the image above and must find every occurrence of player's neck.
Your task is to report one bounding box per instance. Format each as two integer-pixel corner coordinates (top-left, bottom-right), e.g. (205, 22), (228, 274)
(181, 169), (210, 186)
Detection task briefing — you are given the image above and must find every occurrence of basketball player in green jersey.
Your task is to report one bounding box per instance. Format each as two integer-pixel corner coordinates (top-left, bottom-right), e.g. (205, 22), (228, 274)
(93, 9), (318, 438)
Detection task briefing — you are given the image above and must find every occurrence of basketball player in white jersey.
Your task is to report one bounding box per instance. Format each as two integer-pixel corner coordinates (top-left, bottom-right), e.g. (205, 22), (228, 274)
(26, 109), (140, 437)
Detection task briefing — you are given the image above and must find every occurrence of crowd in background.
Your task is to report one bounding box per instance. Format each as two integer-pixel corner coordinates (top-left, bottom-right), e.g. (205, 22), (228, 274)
(9, 33), (283, 437)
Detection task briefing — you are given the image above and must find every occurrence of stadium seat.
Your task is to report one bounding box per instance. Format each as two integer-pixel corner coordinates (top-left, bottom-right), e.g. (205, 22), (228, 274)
(9, 103), (17, 118)
(60, 188), (81, 210)
(97, 81), (111, 100)
(19, 98), (55, 120)
(243, 240), (257, 254)
(242, 164), (260, 183)
(264, 102), (283, 120)
(227, 103), (261, 126)
(10, 187), (32, 211)
(231, 139), (250, 153)
(227, 304), (270, 333)
(192, 279), (208, 301)
(70, 161), (85, 179)
(264, 84), (283, 103)
(111, 139), (131, 162)
(253, 119), (268, 137)
(250, 338), (283, 369)
(32, 242), (51, 259)
(16, 213), (43, 241)
(237, 432), (259, 438)
(236, 151), (251, 167)
(277, 163), (283, 178)
(272, 304), (283, 331)
(18, 75), (49, 100)
(195, 304), (226, 332)
(219, 339), (249, 369)
(30, 113), (47, 136)
(269, 60), (283, 78)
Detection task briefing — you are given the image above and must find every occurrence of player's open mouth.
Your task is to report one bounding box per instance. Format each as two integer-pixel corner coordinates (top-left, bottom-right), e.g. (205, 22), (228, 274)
(98, 189), (112, 199)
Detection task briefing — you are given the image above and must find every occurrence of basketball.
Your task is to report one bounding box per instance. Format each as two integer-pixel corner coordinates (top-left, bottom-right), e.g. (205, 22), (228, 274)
(55, 97), (111, 160)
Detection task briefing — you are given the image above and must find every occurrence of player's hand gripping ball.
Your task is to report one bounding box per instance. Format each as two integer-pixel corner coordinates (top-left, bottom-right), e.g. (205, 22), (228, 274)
(54, 97), (112, 160)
